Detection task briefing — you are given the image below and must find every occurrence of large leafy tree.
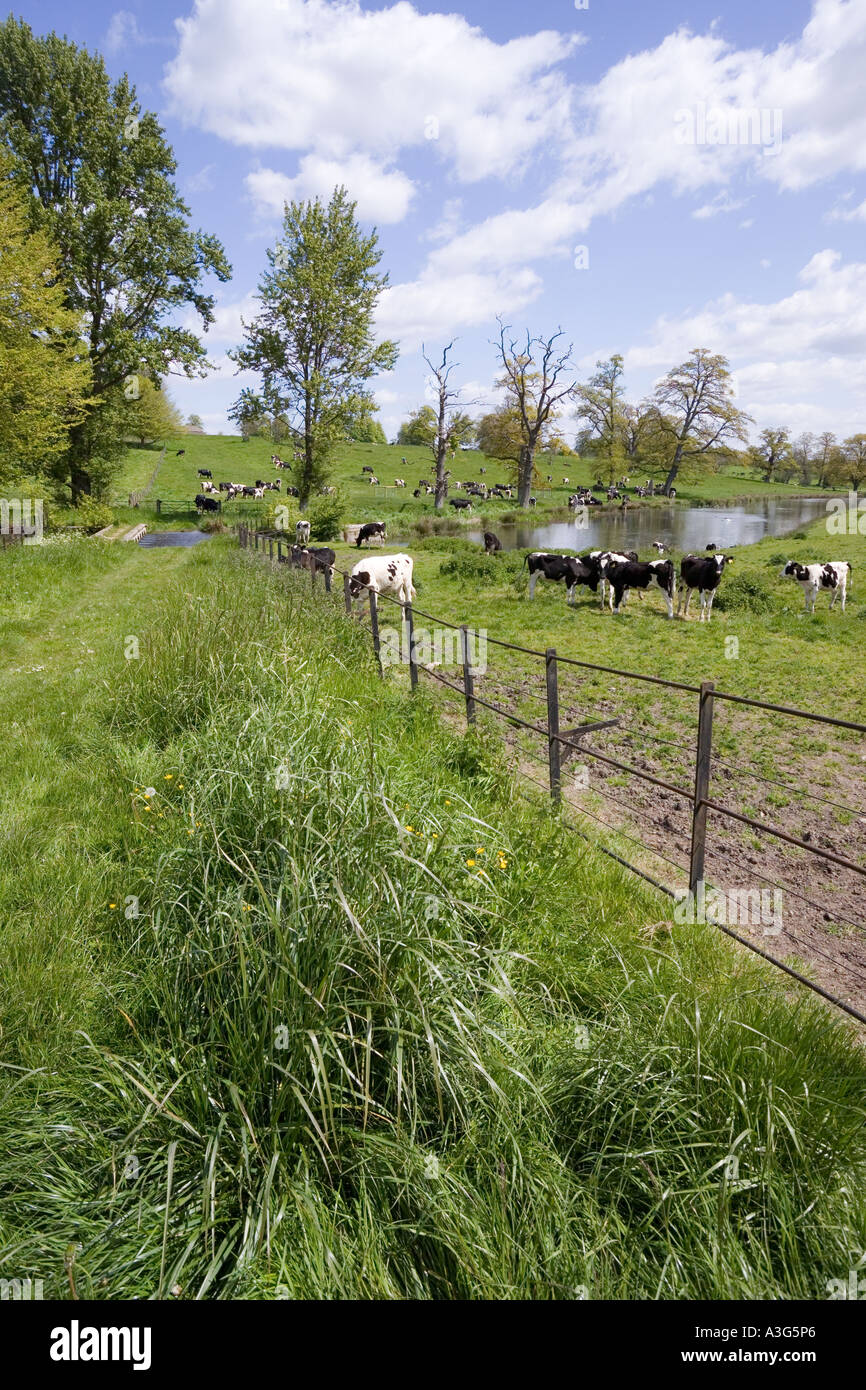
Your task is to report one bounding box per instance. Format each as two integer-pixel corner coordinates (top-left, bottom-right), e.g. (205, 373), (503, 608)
(750, 426), (793, 482)
(574, 354), (628, 484)
(397, 405), (437, 447)
(650, 349), (752, 495)
(0, 17), (231, 498)
(494, 321), (576, 507)
(0, 152), (90, 485)
(232, 187), (397, 508)
(125, 379), (184, 446)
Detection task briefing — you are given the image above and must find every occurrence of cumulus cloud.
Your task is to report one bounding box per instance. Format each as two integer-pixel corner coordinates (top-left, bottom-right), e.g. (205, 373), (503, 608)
(375, 267), (543, 352)
(623, 248), (866, 433)
(246, 156), (414, 225)
(164, 0), (579, 183)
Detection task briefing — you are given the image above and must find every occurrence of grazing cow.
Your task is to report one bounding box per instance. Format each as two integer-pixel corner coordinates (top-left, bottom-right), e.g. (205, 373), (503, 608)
(394, 478), (406, 487)
(218, 481), (231, 492)
(523, 552), (595, 605)
(780, 560), (851, 613)
(483, 531), (502, 554)
(348, 554), (416, 605)
(652, 541), (668, 553)
(253, 487), (265, 499)
(369, 475), (379, 486)
(296, 519), (311, 545)
(362, 465), (375, 474)
(677, 553), (734, 621)
(197, 467), (212, 478)
(195, 493), (219, 513)
(528, 497), (537, 508)
(356, 521), (387, 547)
(449, 498), (473, 511)
(200, 479), (217, 494)
(176, 449), (186, 457)
(605, 558), (675, 617)
(706, 542), (717, 551)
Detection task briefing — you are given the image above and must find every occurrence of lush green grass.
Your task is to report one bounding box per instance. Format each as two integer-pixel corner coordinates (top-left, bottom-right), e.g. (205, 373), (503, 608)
(1, 534), (864, 1299)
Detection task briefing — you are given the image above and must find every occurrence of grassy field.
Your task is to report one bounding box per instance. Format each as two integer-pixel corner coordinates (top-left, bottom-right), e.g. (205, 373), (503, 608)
(109, 433), (829, 532)
(1, 531), (865, 1299)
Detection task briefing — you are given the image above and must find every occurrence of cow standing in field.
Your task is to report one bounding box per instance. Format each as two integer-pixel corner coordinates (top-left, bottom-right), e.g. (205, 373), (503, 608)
(604, 558), (675, 617)
(780, 560), (851, 613)
(195, 493), (219, 513)
(677, 553), (734, 621)
(523, 552), (597, 606)
(348, 554), (416, 607)
(356, 522), (387, 547)
(296, 519), (311, 545)
(197, 467), (212, 478)
(584, 550), (639, 611)
(483, 532), (501, 554)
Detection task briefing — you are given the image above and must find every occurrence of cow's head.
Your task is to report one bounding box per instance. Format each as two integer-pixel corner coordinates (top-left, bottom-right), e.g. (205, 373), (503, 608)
(349, 570), (370, 598)
(781, 560), (805, 581)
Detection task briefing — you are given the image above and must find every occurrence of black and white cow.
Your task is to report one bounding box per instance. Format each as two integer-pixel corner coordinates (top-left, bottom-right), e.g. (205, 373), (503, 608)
(356, 521), (387, 547)
(604, 558), (675, 616)
(195, 493), (219, 513)
(585, 550), (639, 610)
(523, 552), (596, 606)
(292, 545), (336, 581)
(780, 560), (851, 613)
(348, 554), (416, 606)
(296, 519), (311, 545)
(197, 467), (212, 478)
(483, 531), (501, 554)
(449, 498), (473, 511)
(677, 553), (734, 621)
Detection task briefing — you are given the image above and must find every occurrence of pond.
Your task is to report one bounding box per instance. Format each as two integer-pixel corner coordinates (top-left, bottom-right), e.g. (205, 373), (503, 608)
(466, 496), (829, 554)
(138, 530), (213, 547)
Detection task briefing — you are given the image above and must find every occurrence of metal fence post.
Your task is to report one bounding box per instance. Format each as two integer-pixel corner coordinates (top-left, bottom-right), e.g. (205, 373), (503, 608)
(546, 647), (561, 805)
(369, 590), (382, 675)
(406, 603), (418, 692)
(343, 573), (352, 616)
(460, 625), (476, 725)
(689, 680), (715, 895)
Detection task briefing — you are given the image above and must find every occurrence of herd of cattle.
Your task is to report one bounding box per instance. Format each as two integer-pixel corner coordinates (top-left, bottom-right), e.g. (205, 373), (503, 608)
(275, 526), (853, 624)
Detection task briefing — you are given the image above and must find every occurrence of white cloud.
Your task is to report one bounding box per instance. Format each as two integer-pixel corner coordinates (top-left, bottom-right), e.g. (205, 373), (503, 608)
(826, 195), (866, 222)
(105, 11), (141, 53)
(623, 248), (866, 434)
(375, 267), (543, 352)
(692, 193), (749, 220)
(246, 156), (414, 225)
(187, 164), (216, 194)
(165, 0), (580, 187)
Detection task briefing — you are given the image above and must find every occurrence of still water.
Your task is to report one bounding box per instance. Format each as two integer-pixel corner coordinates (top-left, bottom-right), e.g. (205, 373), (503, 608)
(467, 496), (829, 553)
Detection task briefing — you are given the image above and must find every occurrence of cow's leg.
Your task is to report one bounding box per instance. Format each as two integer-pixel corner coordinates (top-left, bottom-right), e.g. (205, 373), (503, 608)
(662, 586), (674, 619)
(566, 582), (576, 606)
(840, 577), (847, 612)
(528, 572), (538, 599)
(705, 590), (716, 622)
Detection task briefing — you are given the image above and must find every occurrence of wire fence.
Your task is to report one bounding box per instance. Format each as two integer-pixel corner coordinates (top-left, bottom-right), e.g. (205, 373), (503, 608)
(239, 523), (866, 1026)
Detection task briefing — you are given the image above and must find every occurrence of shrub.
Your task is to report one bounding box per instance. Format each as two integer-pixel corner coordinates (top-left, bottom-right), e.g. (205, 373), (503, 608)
(307, 489), (345, 541)
(439, 552), (501, 584)
(713, 569), (776, 613)
(72, 496), (114, 533)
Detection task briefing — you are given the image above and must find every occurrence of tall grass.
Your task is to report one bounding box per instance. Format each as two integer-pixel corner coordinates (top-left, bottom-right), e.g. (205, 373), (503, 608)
(0, 543), (864, 1299)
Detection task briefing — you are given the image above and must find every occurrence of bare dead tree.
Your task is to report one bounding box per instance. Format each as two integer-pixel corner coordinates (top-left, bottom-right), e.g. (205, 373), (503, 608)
(421, 341), (475, 510)
(494, 320), (576, 507)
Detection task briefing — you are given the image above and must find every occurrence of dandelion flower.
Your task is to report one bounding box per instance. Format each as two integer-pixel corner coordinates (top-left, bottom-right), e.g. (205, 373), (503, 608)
(109, 903), (116, 909)
(164, 774), (173, 781)
(466, 858), (475, 868)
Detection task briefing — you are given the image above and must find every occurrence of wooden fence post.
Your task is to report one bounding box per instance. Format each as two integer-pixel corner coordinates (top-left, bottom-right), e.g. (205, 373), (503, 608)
(324, 564), (332, 594)
(460, 625), (476, 725)
(546, 647), (561, 805)
(369, 590), (382, 676)
(308, 551), (317, 587)
(268, 536), (274, 562)
(406, 604), (418, 692)
(689, 680), (715, 895)
(343, 572), (352, 616)
(156, 498), (161, 516)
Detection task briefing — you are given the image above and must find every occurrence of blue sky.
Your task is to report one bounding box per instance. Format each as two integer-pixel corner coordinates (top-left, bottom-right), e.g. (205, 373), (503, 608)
(19, 0), (866, 441)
